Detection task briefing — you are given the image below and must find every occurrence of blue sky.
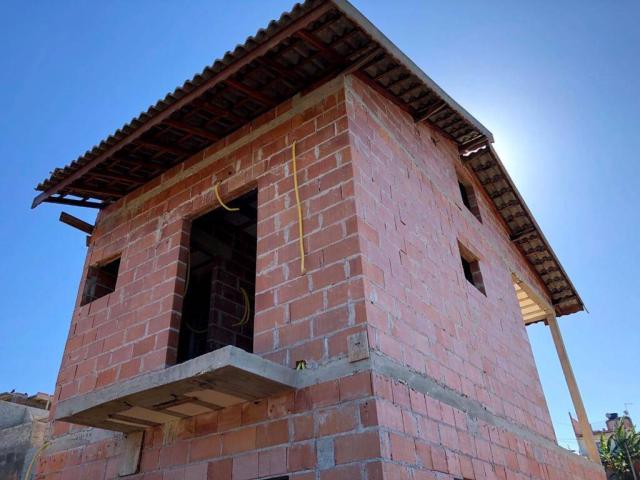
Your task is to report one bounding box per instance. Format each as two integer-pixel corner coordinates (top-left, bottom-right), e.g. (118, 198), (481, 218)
(1, 1), (638, 452)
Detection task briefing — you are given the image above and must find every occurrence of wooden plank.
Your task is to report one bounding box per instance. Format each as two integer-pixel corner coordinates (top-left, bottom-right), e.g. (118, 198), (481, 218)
(109, 413), (160, 428)
(166, 402), (212, 417)
(119, 431), (144, 477)
(44, 196), (107, 209)
(59, 212), (94, 235)
(185, 389), (244, 408)
(547, 314), (601, 465)
(185, 397), (224, 411)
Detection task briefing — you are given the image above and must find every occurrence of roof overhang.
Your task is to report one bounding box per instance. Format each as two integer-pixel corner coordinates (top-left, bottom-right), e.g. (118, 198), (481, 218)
(463, 145), (584, 316)
(32, 0), (492, 209)
(31, 0), (583, 317)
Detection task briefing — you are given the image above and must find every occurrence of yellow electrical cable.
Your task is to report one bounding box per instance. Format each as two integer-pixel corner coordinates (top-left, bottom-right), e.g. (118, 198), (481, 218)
(233, 287), (251, 327)
(24, 440), (50, 480)
(183, 182), (246, 335)
(240, 287), (250, 326)
(291, 142), (306, 274)
(214, 182), (240, 212)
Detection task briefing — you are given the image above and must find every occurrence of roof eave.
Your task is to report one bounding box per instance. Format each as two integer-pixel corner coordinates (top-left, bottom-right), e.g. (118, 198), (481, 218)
(31, 0), (494, 209)
(332, 0), (494, 144)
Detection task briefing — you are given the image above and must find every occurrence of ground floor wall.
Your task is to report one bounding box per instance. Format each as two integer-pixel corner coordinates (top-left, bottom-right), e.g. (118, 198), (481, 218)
(37, 360), (603, 480)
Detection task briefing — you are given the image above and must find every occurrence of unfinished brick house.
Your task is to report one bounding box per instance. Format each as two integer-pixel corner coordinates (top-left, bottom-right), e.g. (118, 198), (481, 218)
(32, 1), (605, 479)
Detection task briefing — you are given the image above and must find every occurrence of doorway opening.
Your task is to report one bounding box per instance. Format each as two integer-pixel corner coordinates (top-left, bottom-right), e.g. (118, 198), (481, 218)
(177, 189), (257, 363)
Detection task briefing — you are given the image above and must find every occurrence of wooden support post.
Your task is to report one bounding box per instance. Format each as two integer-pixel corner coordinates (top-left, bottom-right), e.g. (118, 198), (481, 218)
(119, 431), (144, 476)
(547, 314), (601, 464)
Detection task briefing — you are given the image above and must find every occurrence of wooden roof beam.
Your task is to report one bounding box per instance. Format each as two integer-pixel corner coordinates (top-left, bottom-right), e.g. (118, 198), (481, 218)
(163, 120), (220, 142)
(90, 171), (144, 185)
(69, 185), (127, 198)
(510, 226), (537, 241)
(225, 79), (276, 107)
(136, 140), (191, 158)
(44, 196), (107, 209)
(193, 99), (246, 125)
(295, 29), (343, 64)
(414, 100), (447, 123)
(255, 57), (306, 85)
(59, 211), (95, 235)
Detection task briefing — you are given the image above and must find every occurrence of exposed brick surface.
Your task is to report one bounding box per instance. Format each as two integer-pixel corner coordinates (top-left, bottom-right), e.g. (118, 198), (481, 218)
(346, 73), (557, 440)
(38, 76), (604, 480)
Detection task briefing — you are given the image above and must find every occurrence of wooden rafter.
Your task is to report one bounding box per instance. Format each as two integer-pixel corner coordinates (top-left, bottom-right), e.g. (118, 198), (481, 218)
(295, 29), (343, 64)
(59, 212), (95, 235)
(414, 100), (447, 123)
(225, 79), (276, 107)
(90, 171), (143, 185)
(163, 120), (220, 142)
(136, 140), (191, 157)
(44, 196), (106, 209)
(68, 185), (126, 198)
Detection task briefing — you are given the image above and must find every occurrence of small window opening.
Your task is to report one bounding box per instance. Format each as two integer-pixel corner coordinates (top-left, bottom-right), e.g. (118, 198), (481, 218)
(458, 178), (481, 222)
(178, 190), (257, 363)
(81, 257), (120, 306)
(458, 243), (485, 295)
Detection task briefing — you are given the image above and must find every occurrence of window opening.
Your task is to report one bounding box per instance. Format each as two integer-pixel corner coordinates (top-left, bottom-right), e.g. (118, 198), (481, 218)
(458, 243), (485, 295)
(81, 257), (120, 305)
(458, 177), (481, 222)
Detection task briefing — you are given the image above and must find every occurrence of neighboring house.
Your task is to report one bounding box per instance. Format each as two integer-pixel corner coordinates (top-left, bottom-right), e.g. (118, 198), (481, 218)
(0, 392), (50, 480)
(573, 412), (635, 455)
(31, 1), (605, 479)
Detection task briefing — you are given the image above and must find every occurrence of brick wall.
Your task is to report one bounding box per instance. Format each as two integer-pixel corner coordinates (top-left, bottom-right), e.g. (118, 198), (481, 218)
(48, 76), (366, 434)
(344, 75), (602, 479)
(40, 373), (381, 480)
(38, 75), (604, 479)
(205, 227), (256, 354)
(346, 74), (555, 439)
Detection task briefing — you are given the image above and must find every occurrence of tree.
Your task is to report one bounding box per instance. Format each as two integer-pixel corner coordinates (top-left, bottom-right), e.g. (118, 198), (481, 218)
(599, 424), (640, 480)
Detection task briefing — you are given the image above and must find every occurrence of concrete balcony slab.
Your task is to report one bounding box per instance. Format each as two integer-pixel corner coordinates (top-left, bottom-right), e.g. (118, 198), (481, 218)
(54, 346), (298, 432)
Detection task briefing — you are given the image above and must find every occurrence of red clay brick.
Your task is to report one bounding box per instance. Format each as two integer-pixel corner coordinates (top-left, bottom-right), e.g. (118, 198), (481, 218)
(256, 419), (289, 448)
(334, 431), (381, 464)
(189, 434), (222, 461)
(288, 442), (316, 472)
(221, 427), (256, 455)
